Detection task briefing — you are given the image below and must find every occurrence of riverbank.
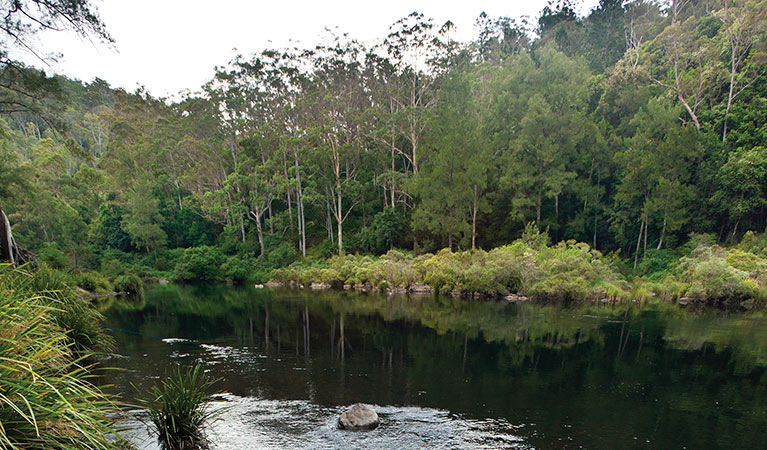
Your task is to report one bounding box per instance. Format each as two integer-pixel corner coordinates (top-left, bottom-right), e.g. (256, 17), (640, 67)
(269, 233), (767, 309)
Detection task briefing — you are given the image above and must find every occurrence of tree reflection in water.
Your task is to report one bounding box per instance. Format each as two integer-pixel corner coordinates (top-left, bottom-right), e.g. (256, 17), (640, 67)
(103, 284), (767, 450)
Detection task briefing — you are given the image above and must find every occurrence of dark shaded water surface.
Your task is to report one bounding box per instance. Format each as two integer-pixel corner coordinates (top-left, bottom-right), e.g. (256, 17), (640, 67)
(101, 285), (767, 449)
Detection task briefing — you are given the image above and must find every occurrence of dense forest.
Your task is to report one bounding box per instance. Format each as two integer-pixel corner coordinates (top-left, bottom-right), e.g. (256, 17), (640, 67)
(2, 0), (767, 288)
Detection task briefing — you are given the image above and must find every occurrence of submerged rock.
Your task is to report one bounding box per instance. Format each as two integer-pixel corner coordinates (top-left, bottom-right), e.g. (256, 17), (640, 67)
(338, 403), (379, 431)
(409, 283), (434, 294)
(505, 293), (528, 303)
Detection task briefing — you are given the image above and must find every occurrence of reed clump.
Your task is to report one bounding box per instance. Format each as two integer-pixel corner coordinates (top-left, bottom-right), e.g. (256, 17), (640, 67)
(139, 363), (221, 450)
(0, 264), (119, 449)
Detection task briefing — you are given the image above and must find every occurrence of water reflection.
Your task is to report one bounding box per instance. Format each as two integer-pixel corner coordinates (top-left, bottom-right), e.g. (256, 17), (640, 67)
(103, 285), (767, 450)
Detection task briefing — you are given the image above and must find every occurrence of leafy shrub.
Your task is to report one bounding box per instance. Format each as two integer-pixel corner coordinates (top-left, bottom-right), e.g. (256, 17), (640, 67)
(667, 243), (763, 306)
(737, 231), (767, 257)
(139, 363), (222, 450)
(267, 228), (624, 301)
(114, 273), (144, 297)
(37, 243), (69, 269)
(173, 246), (225, 282)
(265, 241), (298, 268)
(635, 248), (681, 281)
(221, 254), (255, 284)
(356, 208), (405, 254)
(526, 240), (620, 302)
(74, 270), (113, 293)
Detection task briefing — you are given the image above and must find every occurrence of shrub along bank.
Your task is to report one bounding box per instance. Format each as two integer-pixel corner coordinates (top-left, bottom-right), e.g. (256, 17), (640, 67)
(269, 230), (767, 309)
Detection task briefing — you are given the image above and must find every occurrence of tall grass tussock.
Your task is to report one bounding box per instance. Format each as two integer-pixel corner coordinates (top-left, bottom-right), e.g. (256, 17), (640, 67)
(139, 363), (221, 450)
(0, 264), (119, 449)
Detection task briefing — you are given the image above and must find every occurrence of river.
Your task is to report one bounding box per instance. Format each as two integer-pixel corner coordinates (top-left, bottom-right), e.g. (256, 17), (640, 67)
(101, 284), (767, 449)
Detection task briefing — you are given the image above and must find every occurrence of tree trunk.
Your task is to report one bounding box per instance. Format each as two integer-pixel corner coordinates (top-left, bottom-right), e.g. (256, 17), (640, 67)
(287, 190), (293, 230)
(390, 137), (396, 209)
(175, 180), (183, 210)
(336, 187), (343, 255)
(593, 210), (598, 250)
(268, 201), (274, 235)
(657, 212), (667, 250)
(678, 92), (701, 130)
(723, 54), (736, 142)
(633, 215), (645, 270)
(643, 217), (648, 258)
(239, 215), (246, 243)
(536, 184), (542, 231)
(326, 203), (334, 244)
(250, 211), (265, 257)
(294, 155), (306, 257)
(471, 184), (478, 250)
(0, 207), (15, 266)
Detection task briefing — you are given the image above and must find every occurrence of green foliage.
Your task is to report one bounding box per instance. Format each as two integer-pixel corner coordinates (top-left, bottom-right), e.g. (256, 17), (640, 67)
(271, 233), (624, 301)
(37, 243), (69, 270)
(122, 180), (167, 253)
(74, 270), (112, 292)
(10, 266), (115, 353)
(357, 208), (405, 254)
(264, 242), (298, 268)
(0, 265), (118, 449)
(676, 245), (758, 305)
(221, 254), (255, 284)
(634, 248), (682, 281)
(2, 0), (767, 310)
(113, 273), (144, 297)
(526, 240), (621, 302)
(638, 239), (767, 308)
(737, 230), (767, 257)
(139, 363), (221, 450)
(173, 246), (226, 282)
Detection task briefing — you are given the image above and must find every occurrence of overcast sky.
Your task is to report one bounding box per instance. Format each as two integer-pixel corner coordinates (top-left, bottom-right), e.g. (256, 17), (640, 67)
(21, 0), (600, 98)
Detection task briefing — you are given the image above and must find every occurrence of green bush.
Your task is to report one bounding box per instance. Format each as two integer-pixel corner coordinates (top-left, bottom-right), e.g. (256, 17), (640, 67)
(173, 246), (226, 282)
(265, 241), (298, 268)
(37, 243), (69, 270)
(139, 363), (222, 450)
(635, 248), (681, 281)
(267, 229), (626, 301)
(221, 254), (255, 284)
(114, 273), (144, 297)
(737, 231), (767, 257)
(74, 270), (113, 293)
(675, 244), (759, 305)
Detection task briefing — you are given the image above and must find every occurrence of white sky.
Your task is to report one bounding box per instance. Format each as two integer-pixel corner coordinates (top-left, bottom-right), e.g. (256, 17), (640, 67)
(21, 0), (600, 98)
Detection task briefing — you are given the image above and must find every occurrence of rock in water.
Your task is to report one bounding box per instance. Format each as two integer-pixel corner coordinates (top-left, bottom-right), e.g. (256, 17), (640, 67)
(338, 403), (379, 430)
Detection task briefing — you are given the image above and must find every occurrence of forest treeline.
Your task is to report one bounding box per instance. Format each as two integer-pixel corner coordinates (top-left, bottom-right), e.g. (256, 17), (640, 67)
(2, 0), (767, 284)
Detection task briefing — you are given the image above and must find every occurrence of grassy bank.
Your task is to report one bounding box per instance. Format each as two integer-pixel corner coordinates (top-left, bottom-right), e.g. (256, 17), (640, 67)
(269, 230), (767, 309)
(0, 265), (120, 448)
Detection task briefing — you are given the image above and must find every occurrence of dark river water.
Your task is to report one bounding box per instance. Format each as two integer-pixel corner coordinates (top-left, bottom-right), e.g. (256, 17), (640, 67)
(100, 284), (767, 449)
